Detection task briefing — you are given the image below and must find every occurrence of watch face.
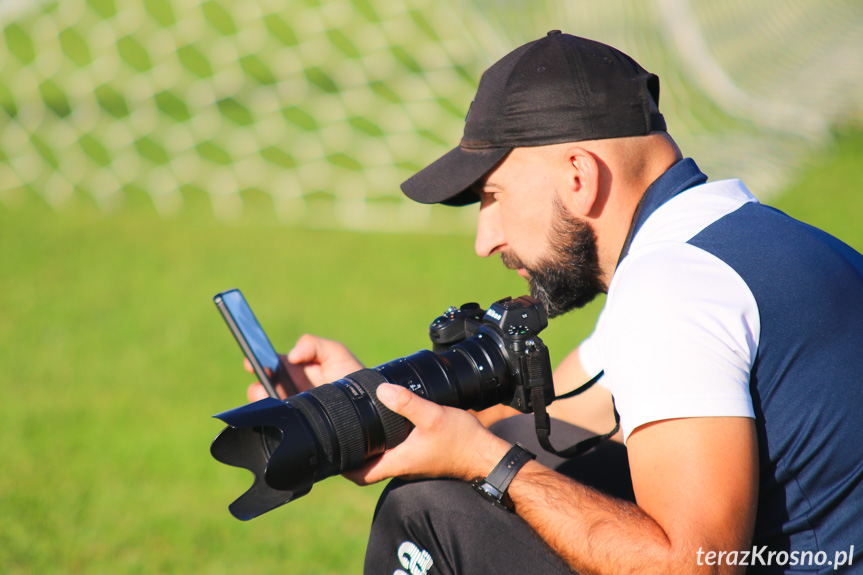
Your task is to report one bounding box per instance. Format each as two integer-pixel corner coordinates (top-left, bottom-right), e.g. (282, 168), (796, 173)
(471, 444), (536, 512)
(471, 479), (514, 511)
(471, 479), (501, 501)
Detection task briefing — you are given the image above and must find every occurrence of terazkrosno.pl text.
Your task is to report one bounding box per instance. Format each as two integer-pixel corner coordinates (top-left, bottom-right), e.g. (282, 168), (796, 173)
(697, 546), (855, 570)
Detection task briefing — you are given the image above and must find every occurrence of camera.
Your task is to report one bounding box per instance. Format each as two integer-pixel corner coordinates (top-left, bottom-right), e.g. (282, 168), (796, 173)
(210, 295), (554, 520)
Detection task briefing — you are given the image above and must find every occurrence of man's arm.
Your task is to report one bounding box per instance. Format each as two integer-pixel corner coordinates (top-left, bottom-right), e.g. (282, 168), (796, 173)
(353, 383), (758, 575)
(510, 416), (758, 574)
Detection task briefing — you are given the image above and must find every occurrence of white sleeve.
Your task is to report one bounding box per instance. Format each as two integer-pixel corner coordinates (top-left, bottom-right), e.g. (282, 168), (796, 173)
(577, 329), (606, 387)
(594, 242), (760, 442)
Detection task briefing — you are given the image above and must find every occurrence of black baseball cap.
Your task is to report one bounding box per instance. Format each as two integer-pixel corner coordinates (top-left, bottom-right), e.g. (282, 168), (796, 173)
(401, 31), (667, 206)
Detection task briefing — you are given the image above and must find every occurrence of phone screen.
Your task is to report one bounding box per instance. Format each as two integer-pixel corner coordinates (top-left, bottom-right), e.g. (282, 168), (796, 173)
(214, 289), (296, 398)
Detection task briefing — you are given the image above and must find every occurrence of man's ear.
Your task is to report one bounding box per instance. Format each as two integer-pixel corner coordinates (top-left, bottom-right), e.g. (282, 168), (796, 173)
(561, 147), (600, 217)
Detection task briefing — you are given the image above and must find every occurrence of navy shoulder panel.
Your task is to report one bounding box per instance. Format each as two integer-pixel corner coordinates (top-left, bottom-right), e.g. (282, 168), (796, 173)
(689, 202), (863, 560)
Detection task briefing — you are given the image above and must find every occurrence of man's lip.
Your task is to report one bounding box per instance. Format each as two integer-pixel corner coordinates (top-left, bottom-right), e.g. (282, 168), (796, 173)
(517, 268), (529, 278)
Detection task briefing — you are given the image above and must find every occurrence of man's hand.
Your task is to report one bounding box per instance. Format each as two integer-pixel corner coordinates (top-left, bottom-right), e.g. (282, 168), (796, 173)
(246, 334), (363, 401)
(344, 383), (512, 486)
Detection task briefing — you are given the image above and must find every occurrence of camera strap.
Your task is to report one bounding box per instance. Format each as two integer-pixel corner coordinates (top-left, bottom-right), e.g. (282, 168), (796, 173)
(528, 350), (619, 458)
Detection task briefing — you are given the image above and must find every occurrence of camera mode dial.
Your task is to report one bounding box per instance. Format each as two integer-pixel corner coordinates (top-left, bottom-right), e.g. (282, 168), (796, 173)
(429, 302), (484, 352)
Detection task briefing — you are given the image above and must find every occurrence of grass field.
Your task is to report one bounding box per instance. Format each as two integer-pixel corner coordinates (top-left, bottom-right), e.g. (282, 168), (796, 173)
(1, 127), (861, 573)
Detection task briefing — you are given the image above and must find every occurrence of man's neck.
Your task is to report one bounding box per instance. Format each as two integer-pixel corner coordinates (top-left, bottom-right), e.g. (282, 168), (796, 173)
(596, 143), (683, 288)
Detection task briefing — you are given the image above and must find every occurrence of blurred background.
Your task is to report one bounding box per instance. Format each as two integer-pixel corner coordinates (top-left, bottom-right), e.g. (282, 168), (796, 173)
(1, 0), (861, 573)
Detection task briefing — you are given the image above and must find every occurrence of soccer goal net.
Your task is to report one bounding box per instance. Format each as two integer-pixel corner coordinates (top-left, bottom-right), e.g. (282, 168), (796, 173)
(1, 0), (861, 232)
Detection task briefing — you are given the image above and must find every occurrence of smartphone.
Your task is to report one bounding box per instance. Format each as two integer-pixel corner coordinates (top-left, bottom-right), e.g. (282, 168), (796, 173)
(214, 288), (298, 399)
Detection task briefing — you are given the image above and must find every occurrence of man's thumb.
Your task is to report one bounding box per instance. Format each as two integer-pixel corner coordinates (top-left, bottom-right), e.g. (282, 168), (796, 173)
(287, 334), (316, 363)
(376, 383), (420, 418)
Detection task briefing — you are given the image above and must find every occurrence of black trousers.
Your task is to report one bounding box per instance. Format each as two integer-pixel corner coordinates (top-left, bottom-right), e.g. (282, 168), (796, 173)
(363, 415), (634, 575)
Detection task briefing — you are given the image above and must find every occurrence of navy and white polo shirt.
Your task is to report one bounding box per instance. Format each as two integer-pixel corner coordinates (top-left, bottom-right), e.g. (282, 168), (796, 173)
(579, 159), (863, 571)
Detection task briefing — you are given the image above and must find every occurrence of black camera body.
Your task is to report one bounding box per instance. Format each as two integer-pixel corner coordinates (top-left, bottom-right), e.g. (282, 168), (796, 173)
(211, 295), (554, 520)
(428, 297), (554, 412)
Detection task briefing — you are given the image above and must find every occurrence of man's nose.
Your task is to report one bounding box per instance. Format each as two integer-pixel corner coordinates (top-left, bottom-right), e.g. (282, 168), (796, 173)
(474, 200), (504, 258)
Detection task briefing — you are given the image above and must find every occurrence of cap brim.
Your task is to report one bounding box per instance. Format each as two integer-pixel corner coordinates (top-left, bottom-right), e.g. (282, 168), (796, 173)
(401, 145), (511, 206)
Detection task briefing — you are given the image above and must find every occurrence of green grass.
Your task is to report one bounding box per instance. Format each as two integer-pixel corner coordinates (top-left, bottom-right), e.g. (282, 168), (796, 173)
(1, 127), (861, 573)
(0, 185), (599, 574)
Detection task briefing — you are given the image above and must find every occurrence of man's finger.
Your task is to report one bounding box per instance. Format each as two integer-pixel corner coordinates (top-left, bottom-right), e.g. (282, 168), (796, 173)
(376, 383), (439, 428)
(286, 334), (319, 364)
(247, 382), (268, 402)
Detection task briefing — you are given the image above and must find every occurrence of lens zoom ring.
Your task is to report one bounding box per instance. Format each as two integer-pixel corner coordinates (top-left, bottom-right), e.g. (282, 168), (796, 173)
(313, 384), (366, 472)
(347, 369), (411, 450)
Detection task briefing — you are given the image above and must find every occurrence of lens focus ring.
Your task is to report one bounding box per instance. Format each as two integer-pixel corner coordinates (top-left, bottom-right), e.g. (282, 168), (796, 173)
(288, 394), (335, 465)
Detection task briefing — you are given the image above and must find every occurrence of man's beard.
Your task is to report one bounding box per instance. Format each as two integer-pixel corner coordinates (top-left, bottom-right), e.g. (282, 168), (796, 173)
(501, 199), (605, 318)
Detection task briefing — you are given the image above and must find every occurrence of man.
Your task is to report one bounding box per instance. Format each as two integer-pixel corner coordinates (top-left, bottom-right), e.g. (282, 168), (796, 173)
(251, 32), (863, 573)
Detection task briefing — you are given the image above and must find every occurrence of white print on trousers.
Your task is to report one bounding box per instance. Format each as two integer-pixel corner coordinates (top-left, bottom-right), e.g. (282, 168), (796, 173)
(393, 540), (434, 575)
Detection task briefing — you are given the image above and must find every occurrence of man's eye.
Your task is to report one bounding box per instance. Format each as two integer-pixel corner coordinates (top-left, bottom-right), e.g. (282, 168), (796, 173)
(479, 192), (498, 205)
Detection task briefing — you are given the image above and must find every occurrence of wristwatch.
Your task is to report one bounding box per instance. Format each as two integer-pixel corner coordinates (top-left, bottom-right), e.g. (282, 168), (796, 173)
(471, 443), (536, 511)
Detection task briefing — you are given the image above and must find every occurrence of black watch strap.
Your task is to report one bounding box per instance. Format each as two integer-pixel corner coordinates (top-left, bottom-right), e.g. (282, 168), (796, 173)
(472, 443), (536, 511)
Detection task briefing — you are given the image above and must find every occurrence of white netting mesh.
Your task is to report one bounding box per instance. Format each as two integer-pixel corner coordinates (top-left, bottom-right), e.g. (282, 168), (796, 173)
(1, 0), (862, 232)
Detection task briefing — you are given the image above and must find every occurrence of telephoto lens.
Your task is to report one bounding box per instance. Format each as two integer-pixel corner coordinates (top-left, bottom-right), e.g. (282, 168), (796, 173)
(211, 295), (554, 520)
